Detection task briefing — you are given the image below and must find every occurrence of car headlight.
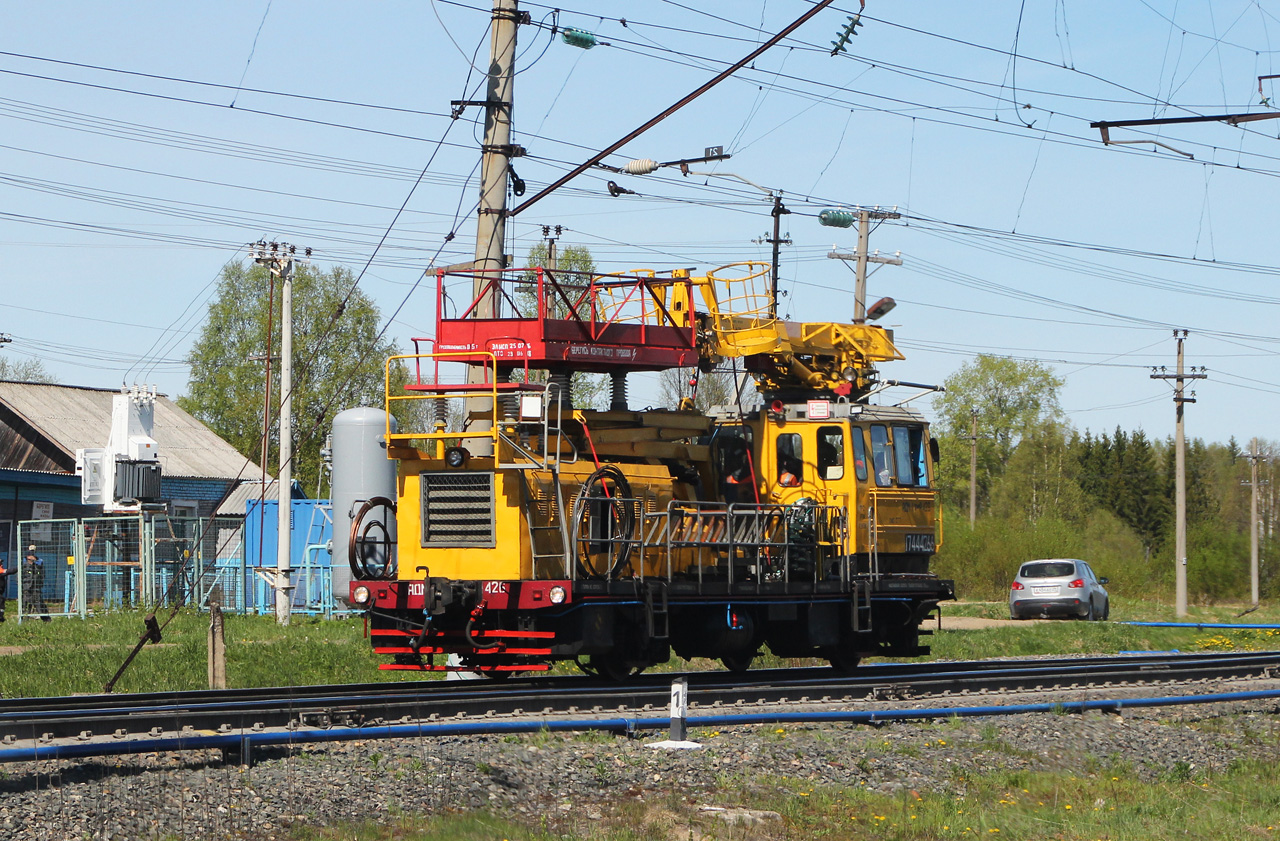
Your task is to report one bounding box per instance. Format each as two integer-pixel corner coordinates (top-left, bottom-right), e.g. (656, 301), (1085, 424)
(445, 446), (470, 468)
(548, 585), (566, 605)
(352, 585), (371, 605)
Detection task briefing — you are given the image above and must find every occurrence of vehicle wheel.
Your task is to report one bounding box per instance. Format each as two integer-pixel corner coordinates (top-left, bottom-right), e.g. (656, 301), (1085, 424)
(721, 653), (755, 673)
(826, 649), (861, 674)
(1083, 602), (1095, 621)
(585, 653), (639, 682)
(1101, 599), (1110, 621)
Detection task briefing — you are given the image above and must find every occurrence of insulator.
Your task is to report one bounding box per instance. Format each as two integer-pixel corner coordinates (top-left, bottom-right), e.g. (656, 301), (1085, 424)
(819, 209), (855, 228)
(623, 158), (659, 175)
(562, 28), (597, 49)
(433, 396), (450, 429)
(609, 372), (628, 411)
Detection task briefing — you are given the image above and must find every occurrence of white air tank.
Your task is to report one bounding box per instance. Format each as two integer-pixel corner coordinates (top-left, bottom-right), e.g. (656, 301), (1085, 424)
(331, 407), (398, 606)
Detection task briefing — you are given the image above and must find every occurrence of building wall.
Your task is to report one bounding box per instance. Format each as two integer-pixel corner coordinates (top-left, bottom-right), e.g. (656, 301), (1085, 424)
(160, 477), (237, 518)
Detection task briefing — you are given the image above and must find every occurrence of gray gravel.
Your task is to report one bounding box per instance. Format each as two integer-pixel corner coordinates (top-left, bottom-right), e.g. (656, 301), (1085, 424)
(1, 690), (1278, 840)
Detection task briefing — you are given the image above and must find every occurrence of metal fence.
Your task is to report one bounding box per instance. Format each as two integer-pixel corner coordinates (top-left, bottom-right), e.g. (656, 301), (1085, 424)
(12, 514), (339, 623)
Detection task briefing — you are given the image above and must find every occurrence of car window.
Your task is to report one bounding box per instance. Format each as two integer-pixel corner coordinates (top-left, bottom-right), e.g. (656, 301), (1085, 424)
(1020, 562), (1076, 578)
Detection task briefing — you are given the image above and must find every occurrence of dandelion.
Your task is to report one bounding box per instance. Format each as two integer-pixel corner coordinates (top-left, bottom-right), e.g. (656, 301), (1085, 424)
(1065, 804), (1072, 810)
(990, 830), (1000, 834)
(775, 728), (786, 734)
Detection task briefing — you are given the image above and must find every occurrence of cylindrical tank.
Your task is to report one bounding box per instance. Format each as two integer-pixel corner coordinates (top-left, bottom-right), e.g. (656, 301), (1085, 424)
(330, 407), (398, 606)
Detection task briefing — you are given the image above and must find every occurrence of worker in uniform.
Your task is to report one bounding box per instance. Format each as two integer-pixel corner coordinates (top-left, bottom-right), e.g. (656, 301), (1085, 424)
(22, 545), (51, 622)
(0, 552), (9, 622)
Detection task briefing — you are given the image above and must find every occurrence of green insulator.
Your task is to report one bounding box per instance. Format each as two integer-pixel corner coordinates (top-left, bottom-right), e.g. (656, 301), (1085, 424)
(562, 28), (597, 49)
(819, 209), (856, 228)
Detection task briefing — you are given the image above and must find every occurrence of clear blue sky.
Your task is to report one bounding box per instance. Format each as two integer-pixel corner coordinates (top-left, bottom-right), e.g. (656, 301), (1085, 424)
(2, 1), (1278, 448)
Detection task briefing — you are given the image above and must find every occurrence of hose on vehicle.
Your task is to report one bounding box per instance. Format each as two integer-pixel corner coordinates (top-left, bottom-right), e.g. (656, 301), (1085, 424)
(569, 464), (635, 579)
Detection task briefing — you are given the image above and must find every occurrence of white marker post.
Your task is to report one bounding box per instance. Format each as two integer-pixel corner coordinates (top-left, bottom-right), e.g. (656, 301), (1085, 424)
(648, 677), (702, 750)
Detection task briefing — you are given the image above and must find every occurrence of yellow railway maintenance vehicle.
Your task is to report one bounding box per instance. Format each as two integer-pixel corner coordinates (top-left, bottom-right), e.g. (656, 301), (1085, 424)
(347, 261), (953, 678)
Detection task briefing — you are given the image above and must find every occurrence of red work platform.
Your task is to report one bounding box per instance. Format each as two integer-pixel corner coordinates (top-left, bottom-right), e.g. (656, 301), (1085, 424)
(433, 267), (699, 372)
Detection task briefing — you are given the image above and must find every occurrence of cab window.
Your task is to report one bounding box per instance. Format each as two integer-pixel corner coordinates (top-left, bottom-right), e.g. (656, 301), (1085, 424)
(817, 427), (844, 480)
(869, 425), (893, 487)
(851, 427), (868, 481)
(777, 433), (803, 485)
(889, 425), (929, 488)
(716, 428), (754, 503)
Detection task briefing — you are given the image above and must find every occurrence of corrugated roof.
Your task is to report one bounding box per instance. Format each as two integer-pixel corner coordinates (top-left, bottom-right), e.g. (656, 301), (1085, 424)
(0, 381), (261, 480)
(215, 478), (308, 516)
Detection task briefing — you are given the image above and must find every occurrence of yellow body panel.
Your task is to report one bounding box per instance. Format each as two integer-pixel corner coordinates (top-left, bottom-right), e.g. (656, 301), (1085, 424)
(395, 459), (528, 582)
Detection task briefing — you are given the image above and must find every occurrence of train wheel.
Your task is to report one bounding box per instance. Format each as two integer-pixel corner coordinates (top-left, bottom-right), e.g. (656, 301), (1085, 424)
(583, 653), (640, 682)
(721, 653), (755, 673)
(826, 649), (861, 674)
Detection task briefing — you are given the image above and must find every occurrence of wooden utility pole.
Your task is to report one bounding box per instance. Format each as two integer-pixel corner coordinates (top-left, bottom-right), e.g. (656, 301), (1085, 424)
(827, 208), (902, 322)
(463, 0), (520, 455)
(968, 408), (978, 527)
(1151, 330), (1207, 617)
(853, 209), (901, 322)
(767, 194), (790, 317)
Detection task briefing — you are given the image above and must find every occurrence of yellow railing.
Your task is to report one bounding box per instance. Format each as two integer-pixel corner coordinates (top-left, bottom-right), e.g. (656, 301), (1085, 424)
(384, 351), (502, 455)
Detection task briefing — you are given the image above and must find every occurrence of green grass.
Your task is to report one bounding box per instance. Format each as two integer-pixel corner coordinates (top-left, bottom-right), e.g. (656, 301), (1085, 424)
(0, 610), (419, 697)
(278, 756), (1280, 840)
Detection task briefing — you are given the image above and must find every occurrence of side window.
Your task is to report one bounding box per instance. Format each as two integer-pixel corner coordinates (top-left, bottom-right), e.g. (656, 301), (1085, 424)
(817, 426), (844, 480)
(851, 427), (868, 482)
(911, 427), (929, 488)
(892, 427), (915, 487)
(716, 428), (754, 485)
(869, 425), (893, 487)
(776, 433), (803, 485)
(889, 426), (930, 488)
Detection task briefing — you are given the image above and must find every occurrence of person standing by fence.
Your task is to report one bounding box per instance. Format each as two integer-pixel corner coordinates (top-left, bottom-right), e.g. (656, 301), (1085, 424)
(22, 545), (51, 622)
(0, 552), (9, 622)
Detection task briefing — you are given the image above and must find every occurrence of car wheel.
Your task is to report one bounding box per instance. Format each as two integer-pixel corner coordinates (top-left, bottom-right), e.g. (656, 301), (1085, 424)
(1101, 599), (1110, 621)
(1083, 602), (1095, 621)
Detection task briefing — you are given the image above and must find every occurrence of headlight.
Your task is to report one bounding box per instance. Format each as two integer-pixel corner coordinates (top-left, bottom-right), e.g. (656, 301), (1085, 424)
(352, 585), (371, 605)
(445, 446), (470, 468)
(548, 585), (566, 604)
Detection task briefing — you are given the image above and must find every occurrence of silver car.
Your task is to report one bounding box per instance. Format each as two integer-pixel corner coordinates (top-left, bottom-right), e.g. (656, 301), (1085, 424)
(1009, 558), (1109, 621)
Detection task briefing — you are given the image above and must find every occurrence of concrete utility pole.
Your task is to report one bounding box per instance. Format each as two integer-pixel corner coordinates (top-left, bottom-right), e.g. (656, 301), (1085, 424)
(1151, 330), (1207, 617)
(252, 241), (308, 626)
(969, 408), (979, 527)
(1245, 438), (1266, 606)
(463, 0), (521, 455)
(543, 224), (560, 272)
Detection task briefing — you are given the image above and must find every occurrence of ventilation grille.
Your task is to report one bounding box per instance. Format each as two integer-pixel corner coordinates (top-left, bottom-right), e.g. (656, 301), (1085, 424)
(420, 472), (495, 547)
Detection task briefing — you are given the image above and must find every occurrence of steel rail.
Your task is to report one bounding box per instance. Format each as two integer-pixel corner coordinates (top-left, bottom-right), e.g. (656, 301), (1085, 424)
(3, 651), (1278, 755)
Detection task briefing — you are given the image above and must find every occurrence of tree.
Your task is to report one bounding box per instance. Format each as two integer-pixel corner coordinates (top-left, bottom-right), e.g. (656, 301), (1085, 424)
(0, 356), (54, 383)
(931, 354), (1064, 512)
(180, 262), (405, 492)
(657, 366), (757, 412)
(516, 241), (607, 409)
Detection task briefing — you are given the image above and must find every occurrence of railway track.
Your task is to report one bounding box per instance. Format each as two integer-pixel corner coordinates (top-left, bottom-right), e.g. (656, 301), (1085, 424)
(3, 650), (1279, 761)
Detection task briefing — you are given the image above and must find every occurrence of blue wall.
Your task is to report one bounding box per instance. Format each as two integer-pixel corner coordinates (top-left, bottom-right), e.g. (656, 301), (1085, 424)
(244, 499), (333, 569)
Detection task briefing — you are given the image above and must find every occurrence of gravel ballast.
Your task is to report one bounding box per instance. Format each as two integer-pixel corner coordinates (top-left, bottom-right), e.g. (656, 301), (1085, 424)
(1, 690), (1278, 840)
